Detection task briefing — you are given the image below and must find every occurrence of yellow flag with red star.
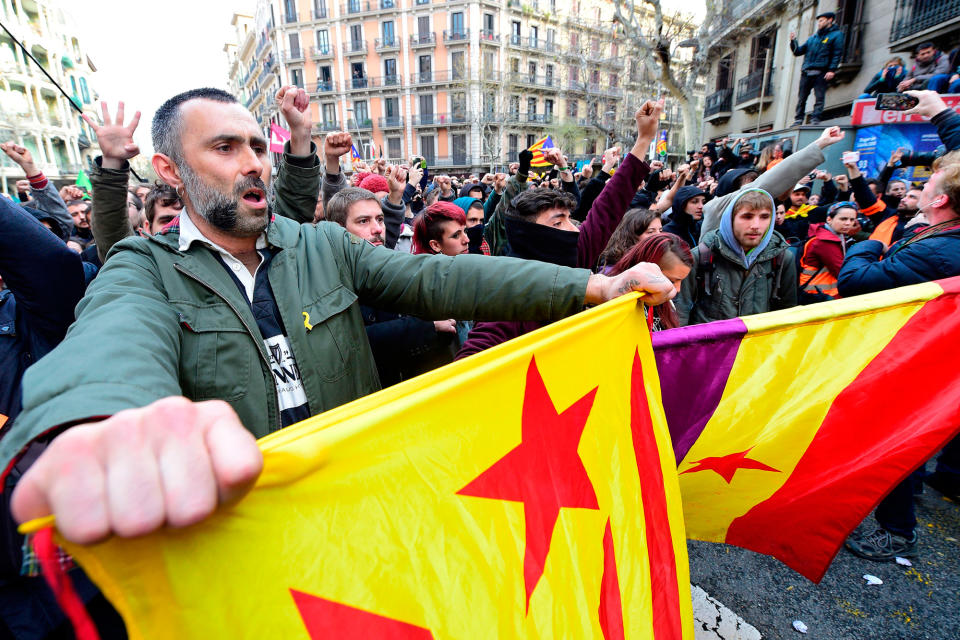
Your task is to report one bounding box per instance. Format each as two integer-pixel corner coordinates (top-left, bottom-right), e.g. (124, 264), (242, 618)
(54, 295), (692, 639)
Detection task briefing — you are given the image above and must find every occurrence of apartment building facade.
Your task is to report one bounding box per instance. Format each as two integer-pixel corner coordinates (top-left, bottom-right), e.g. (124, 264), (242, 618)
(0, 0), (101, 192)
(701, 0), (960, 140)
(227, 0), (667, 172)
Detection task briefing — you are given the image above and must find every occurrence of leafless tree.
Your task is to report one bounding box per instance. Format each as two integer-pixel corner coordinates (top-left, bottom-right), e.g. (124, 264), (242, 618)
(455, 55), (528, 172)
(613, 0), (719, 150)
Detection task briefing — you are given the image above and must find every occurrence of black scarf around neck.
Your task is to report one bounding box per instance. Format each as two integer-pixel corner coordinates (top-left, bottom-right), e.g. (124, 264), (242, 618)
(504, 216), (579, 268)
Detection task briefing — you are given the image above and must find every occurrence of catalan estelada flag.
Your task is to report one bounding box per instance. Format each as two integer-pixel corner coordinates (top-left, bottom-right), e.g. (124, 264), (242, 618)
(654, 277), (960, 582)
(350, 143), (362, 162)
(527, 135), (555, 168)
(50, 295), (692, 639)
(656, 131), (667, 159)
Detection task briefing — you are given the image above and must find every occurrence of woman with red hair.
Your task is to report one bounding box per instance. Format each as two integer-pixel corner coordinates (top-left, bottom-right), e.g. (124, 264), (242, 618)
(412, 202), (470, 255)
(609, 233), (693, 331)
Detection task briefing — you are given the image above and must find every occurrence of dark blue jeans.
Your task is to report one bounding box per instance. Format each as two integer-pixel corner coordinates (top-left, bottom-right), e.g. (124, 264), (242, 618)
(875, 434), (960, 537)
(795, 71), (828, 122)
(927, 74), (960, 94)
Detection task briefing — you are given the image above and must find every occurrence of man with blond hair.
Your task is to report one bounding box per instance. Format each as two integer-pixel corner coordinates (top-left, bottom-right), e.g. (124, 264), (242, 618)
(839, 150), (960, 561)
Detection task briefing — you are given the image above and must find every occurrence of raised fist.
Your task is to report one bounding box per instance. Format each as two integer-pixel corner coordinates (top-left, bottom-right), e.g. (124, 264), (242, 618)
(324, 131), (353, 160)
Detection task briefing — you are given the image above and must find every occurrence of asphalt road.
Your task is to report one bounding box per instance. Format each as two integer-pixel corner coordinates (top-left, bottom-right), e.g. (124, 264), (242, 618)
(688, 476), (960, 640)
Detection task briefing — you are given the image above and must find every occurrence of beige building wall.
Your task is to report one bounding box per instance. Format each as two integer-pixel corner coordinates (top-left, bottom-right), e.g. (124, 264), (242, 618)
(0, 0), (101, 190)
(237, 0), (647, 172)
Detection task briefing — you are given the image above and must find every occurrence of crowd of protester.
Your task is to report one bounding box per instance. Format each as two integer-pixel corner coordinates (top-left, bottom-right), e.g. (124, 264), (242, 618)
(0, 74), (958, 637)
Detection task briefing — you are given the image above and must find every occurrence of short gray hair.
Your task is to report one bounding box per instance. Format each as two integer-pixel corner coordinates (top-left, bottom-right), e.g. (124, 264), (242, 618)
(151, 88), (237, 164)
(326, 187), (379, 227)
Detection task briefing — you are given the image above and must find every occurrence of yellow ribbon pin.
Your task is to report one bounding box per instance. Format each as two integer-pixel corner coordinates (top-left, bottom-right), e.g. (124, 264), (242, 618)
(302, 312), (313, 331)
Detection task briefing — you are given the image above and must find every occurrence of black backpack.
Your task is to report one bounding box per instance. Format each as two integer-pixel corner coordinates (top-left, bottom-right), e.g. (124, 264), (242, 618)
(695, 242), (789, 304)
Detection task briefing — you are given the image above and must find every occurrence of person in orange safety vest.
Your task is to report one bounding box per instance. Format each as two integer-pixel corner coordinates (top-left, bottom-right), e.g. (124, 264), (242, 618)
(799, 202), (857, 300)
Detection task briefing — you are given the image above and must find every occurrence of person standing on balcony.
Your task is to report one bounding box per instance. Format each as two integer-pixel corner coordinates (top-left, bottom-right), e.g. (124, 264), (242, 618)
(790, 11), (845, 126)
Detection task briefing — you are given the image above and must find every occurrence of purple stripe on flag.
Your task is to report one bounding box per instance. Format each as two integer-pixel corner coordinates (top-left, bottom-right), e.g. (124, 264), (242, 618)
(652, 319), (747, 463)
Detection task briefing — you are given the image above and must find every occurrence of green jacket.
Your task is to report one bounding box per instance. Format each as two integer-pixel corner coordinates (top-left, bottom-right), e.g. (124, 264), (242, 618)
(677, 230), (798, 325)
(2, 213), (590, 466)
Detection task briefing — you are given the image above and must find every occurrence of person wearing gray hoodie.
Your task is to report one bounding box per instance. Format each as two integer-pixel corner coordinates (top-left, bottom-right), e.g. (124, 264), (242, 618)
(677, 188), (798, 325)
(700, 127), (847, 238)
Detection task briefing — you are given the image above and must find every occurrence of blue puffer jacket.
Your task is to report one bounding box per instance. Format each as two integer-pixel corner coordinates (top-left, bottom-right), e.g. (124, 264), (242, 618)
(790, 25), (845, 72)
(837, 228), (960, 297)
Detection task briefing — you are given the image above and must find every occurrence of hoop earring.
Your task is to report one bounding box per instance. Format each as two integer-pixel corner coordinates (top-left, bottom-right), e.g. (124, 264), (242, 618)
(175, 185), (184, 200)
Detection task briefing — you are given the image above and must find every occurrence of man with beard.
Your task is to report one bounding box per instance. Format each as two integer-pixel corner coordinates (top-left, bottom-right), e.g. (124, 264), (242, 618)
(843, 158), (922, 245)
(3, 87), (675, 546)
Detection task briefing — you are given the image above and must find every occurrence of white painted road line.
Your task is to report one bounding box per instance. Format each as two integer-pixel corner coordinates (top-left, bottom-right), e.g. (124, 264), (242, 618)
(692, 584), (763, 640)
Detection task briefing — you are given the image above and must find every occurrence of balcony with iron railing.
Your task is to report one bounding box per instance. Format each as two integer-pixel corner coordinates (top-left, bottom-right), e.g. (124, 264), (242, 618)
(703, 88), (733, 121)
(307, 80), (338, 94)
(889, 0), (960, 45)
(310, 46), (334, 59)
(443, 29), (470, 43)
(408, 69), (451, 85)
(712, 0), (776, 37)
(343, 40), (368, 55)
(368, 75), (402, 89)
(526, 37), (559, 53)
(523, 113), (555, 124)
(342, 0), (397, 15)
(282, 48), (305, 63)
(410, 32), (436, 48)
(431, 155), (471, 167)
(347, 76), (370, 90)
(312, 4), (329, 19)
(347, 117), (374, 131)
(375, 37), (400, 51)
(735, 68), (775, 109)
(507, 33), (523, 48)
(283, 10), (298, 23)
(479, 29), (500, 43)
(379, 116), (404, 128)
(411, 112), (470, 126)
(509, 73), (561, 90)
(313, 120), (341, 133)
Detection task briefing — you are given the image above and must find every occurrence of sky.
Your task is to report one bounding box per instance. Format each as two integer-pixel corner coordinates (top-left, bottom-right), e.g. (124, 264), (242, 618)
(61, 0), (704, 155)
(66, 0), (253, 154)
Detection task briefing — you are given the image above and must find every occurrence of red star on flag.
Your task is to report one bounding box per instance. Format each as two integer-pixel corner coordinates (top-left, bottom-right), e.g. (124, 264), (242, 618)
(681, 447), (780, 483)
(458, 356), (600, 611)
(291, 590), (434, 638)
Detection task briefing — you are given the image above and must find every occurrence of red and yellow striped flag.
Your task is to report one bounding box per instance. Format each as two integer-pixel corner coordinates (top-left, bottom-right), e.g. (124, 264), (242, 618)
(53, 295), (692, 639)
(527, 135), (555, 168)
(654, 277), (960, 581)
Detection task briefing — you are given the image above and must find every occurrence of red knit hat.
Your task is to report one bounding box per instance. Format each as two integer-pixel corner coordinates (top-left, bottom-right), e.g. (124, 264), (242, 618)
(359, 174), (389, 194)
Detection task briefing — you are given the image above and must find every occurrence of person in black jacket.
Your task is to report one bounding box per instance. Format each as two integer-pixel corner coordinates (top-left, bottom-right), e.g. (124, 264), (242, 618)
(790, 12), (845, 126)
(662, 185), (706, 249)
(0, 197), (109, 639)
(860, 57), (906, 98)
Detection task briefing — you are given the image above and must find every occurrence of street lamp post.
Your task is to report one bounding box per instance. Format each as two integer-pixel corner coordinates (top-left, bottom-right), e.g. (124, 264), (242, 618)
(604, 110), (616, 149)
(347, 106), (365, 162)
